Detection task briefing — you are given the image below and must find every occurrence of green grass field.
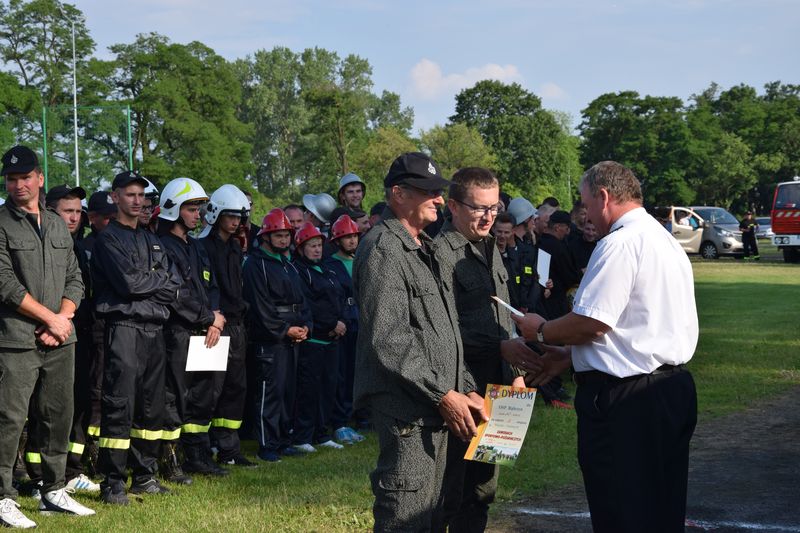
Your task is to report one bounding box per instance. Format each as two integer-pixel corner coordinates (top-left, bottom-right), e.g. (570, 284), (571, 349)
(21, 260), (800, 531)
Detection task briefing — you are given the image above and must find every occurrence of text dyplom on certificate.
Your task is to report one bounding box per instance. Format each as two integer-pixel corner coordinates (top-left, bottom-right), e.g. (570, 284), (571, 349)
(464, 384), (537, 466)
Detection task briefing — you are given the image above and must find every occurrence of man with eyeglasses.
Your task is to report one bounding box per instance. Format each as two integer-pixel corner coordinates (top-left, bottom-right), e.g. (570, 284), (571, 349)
(433, 167), (537, 532)
(353, 152), (486, 531)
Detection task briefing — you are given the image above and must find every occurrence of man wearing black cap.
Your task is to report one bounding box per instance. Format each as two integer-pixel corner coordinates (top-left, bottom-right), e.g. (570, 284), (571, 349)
(42, 184), (102, 493)
(536, 209), (582, 321)
(91, 170), (181, 504)
(353, 152), (485, 531)
(0, 146), (93, 527)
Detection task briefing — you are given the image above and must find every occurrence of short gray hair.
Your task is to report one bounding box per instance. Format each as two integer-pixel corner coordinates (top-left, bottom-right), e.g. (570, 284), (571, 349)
(579, 161), (643, 204)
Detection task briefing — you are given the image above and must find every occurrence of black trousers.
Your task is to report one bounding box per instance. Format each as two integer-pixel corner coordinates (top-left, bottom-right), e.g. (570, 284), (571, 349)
(743, 233), (759, 257)
(87, 317), (106, 437)
(64, 328), (95, 480)
(331, 329), (363, 428)
(98, 321), (166, 489)
(293, 341), (338, 445)
(249, 341), (297, 453)
(210, 323), (247, 460)
(576, 368), (697, 533)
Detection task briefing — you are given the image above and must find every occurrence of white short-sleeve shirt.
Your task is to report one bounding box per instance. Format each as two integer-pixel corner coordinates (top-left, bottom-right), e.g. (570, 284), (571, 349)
(571, 207), (699, 377)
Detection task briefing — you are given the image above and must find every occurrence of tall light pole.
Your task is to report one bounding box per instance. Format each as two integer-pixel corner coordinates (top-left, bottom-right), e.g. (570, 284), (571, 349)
(69, 15), (79, 187)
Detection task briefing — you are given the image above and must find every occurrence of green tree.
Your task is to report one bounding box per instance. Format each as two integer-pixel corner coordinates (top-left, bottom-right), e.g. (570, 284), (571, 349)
(349, 126), (417, 209)
(450, 80), (573, 203)
(0, 70), (38, 146)
(419, 122), (496, 179)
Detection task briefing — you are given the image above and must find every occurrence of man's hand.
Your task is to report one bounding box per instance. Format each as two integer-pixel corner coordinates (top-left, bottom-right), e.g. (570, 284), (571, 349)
(329, 321), (347, 338)
(287, 326), (308, 342)
(44, 312), (73, 343)
(511, 312), (546, 342)
(500, 337), (540, 374)
(511, 375), (526, 388)
(523, 344), (572, 387)
(35, 327), (61, 347)
(466, 391), (489, 425)
(205, 311), (226, 348)
(438, 390), (487, 442)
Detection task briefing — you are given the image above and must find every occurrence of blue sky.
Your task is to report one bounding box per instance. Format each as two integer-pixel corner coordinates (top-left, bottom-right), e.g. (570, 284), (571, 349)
(76, 0), (799, 133)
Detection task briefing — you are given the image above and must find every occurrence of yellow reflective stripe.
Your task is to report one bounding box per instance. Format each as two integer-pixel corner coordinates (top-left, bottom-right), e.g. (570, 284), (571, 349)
(211, 418), (242, 429)
(25, 452), (41, 464)
(181, 423), (212, 434)
(87, 426), (101, 437)
(161, 428), (181, 441)
(515, 275), (521, 284)
(68, 442), (85, 455)
(130, 428), (163, 441)
(99, 437), (130, 450)
(524, 266), (533, 274)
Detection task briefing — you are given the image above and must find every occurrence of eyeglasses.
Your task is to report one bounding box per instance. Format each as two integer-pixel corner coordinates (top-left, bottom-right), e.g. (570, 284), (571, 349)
(398, 185), (445, 198)
(141, 205), (154, 213)
(454, 199), (501, 217)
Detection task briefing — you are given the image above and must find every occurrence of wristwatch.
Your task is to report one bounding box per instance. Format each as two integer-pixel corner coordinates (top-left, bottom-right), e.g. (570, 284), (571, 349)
(537, 321), (546, 343)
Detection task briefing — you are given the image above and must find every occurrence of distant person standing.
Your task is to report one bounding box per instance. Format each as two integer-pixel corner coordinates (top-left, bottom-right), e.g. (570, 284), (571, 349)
(514, 161), (699, 533)
(337, 173), (366, 211)
(0, 146), (93, 528)
(739, 211), (760, 260)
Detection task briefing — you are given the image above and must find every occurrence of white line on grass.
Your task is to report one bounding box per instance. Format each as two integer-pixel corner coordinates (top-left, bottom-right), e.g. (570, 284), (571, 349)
(515, 508), (800, 532)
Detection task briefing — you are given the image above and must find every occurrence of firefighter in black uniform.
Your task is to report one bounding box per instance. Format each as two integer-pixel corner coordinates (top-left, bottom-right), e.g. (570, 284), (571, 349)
(243, 209), (312, 462)
(739, 211), (760, 260)
(292, 222), (346, 452)
(156, 178), (227, 480)
(199, 185), (255, 467)
(324, 215), (368, 443)
(92, 171), (181, 504)
(493, 212), (543, 313)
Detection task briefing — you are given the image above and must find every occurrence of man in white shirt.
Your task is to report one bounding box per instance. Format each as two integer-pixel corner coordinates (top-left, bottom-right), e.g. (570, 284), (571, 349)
(512, 161), (699, 533)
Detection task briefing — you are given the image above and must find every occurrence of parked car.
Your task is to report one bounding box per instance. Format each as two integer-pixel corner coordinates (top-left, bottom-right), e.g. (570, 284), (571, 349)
(652, 206), (743, 259)
(755, 217), (774, 239)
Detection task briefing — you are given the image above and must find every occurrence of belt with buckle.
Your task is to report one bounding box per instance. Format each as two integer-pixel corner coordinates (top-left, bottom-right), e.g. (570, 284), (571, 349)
(275, 304), (302, 313)
(345, 297), (356, 306)
(573, 364), (684, 387)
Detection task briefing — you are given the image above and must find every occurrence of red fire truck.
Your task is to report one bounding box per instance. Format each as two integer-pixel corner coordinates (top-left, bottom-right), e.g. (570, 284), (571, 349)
(771, 178), (800, 263)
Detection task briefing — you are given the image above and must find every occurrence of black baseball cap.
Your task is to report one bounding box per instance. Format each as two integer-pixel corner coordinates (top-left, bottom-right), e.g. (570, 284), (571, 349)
(549, 210), (572, 225)
(87, 191), (117, 215)
(45, 184), (86, 206)
(384, 152), (451, 191)
(1, 146), (39, 176)
(112, 170), (148, 190)
(330, 206), (367, 223)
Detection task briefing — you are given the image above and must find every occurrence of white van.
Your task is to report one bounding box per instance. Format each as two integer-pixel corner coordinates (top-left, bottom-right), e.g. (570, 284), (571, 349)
(653, 206), (744, 259)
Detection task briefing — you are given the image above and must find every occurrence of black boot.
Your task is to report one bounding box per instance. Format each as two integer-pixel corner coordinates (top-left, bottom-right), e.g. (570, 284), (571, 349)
(183, 444), (229, 477)
(160, 442), (193, 485)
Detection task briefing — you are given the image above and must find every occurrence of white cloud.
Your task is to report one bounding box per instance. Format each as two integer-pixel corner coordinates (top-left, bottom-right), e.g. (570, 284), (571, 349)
(539, 82), (568, 101)
(409, 58), (522, 100)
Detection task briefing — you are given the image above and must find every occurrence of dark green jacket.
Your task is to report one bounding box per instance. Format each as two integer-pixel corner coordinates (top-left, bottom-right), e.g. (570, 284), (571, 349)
(434, 221), (515, 391)
(353, 209), (475, 426)
(0, 201), (83, 349)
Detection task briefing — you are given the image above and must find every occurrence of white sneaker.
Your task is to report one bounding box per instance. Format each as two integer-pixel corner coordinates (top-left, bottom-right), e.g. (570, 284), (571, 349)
(30, 481), (43, 501)
(0, 498), (36, 529)
(39, 488), (96, 516)
(317, 440), (344, 449)
(294, 443), (317, 453)
(66, 474), (100, 493)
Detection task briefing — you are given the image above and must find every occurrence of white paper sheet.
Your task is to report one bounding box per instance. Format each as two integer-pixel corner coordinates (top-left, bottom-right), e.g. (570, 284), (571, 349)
(186, 336), (230, 371)
(537, 248), (551, 287)
(490, 295), (525, 317)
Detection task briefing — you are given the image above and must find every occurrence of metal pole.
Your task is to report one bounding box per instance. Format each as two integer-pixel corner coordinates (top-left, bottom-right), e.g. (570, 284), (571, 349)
(42, 106), (48, 191)
(70, 18), (79, 187)
(126, 105), (133, 169)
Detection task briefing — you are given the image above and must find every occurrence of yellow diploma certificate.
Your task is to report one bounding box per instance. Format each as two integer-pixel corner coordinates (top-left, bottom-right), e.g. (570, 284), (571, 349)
(464, 384), (537, 466)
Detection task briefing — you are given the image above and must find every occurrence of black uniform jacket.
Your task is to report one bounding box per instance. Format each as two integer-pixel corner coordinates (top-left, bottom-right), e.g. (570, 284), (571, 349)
(242, 246), (312, 344)
(293, 255), (345, 342)
(91, 220), (181, 324)
(160, 232), (218, 330)
(323, 254), (359, 332)
(535, 233), (581, 320)
(200, 231), (248, 323)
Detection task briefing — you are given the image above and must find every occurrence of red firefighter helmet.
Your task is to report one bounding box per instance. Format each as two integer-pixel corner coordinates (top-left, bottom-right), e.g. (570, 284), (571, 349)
(257, 208), (292, 236)
(330, 215), (360, 240)
(294, 222), (324, 248)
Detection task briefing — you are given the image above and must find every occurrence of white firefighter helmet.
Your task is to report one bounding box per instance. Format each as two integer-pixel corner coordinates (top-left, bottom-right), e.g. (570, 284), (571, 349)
(205, 184), (250, 225)
(158, 177), (209, 222)
(143, 178), (159, 200)
(338, 172), (365, 194)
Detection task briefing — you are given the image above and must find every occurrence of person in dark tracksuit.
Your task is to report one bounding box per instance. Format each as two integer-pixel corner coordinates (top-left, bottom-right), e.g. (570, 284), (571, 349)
(433, 168), (534, 533)
(535, 210), (582, 321)
(243, 209), (312, 463)
(0, 146), (93, 528)
(739, 211), (760, 260)
(92, 171), (181, 505)
(324, 215), (367, 444)
(492, 212), (542, 314)
(292, 222), (346, 452)
(200, 185), (254, 467)
(156, 178), (227, 480)
(44, 184), (101, 494)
